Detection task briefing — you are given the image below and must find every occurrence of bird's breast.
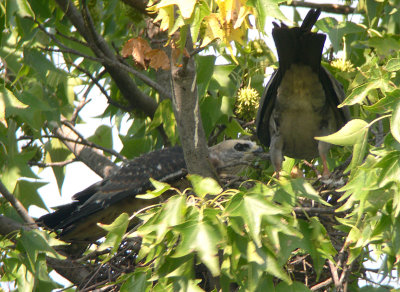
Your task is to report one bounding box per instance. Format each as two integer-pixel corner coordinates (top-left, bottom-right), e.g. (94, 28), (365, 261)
(273, 64), (329, 159)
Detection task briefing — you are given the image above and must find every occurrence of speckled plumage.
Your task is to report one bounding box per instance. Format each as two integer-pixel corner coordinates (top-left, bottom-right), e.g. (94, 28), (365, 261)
(38, 140), (262, 242)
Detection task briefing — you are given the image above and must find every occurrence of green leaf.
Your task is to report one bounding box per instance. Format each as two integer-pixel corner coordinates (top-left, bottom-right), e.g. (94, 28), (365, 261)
(13, 180), (47, 210)
(120, 271), (150, 292)
(364, 89), (400, 113)
(385, 58), (400, 72)
(88, 125), (113, 150)
(280, 178), (331, 206)
(188, 174), (222, 198)
(347, 128), (369, 174)
(191, 1), (211, 47)
(326, 21), (365, 52)
(174, 219), (221, 276)
(224, 192), (288, 247)
(137, 178), (172, 199)
(16, 0), (34, 18)
(276, 281), (311, 292)
(196, 55), (216, 99)
(341, 79), (384, 106)
(316, 119), (368, 146)
(390, 101), (400, 144)
(44, 138), (73, 193)
(298, 218), (336, 278)
(138, 195), (186, 242)
(365, 37), (400, 56)
(147, 99), (177, 144)
(18, 229), (61, 272)
(374, 151), (400, 187)
(247, 0), (288, 31)
(98, 213), (130, 256)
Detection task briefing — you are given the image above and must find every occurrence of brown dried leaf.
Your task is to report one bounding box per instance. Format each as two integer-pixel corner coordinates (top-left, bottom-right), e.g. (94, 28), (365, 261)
(121, 38), (134, 58)
(122, 37), (152, 69)
(145, 49), (170, 71)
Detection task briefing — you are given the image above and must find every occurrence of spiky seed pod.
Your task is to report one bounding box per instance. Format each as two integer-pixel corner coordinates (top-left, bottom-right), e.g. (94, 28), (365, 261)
(330, 59), (355, 72)
(235, 87), (260, 122)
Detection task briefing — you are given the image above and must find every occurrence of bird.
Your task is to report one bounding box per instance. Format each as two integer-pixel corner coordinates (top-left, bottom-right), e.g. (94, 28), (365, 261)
(255, 8), (350, 177)
(37, 139), (262, 243)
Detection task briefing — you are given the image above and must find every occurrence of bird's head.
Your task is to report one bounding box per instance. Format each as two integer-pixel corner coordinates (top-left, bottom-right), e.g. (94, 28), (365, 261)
(209, 139), (263, 175)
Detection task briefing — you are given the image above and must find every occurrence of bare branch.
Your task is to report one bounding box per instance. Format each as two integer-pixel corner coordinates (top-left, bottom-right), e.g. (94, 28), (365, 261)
(68, 62), (133, 111)
(61, 120), (127, 162)
(285, 1), (355, 15)
(42, 47), (102, 63)
(0, 181), (36, 226)
(310, 277), (333, 291)
(28, 159), (76, 168)
(50, 117), (118, 178)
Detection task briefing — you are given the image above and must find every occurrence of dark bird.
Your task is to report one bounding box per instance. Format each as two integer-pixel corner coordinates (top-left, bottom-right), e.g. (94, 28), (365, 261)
(38, 139), (262, 242)
(256, 9), (350, 177)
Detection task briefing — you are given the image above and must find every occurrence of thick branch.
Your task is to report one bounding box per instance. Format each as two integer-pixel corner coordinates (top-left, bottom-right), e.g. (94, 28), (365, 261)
(170, 36), (217, 179)
(55, 0), (158, 117)
(50, 117), (118, 178)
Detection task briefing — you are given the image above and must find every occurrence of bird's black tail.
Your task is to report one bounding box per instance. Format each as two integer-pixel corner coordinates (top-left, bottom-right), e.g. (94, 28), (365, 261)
(300, 8), (321, 32)
(272, 8), (326, 74)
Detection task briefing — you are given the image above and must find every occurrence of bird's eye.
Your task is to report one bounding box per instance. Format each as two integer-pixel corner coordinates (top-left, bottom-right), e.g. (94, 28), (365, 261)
(234, 143), (251, 152)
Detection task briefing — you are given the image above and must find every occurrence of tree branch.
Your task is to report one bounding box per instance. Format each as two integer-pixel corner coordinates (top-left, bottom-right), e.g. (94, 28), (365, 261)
(50, 117), (119, 178)
(0, 215), (92, 286)
(169, 35), (217, 179)
(55, 0), (159, 118)
(284, 1), (355, 15)
(0, 181), (36, 226)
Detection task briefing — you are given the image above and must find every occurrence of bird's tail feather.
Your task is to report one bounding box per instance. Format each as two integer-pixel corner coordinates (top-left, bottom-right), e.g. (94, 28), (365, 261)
(272, 8), (325, 74)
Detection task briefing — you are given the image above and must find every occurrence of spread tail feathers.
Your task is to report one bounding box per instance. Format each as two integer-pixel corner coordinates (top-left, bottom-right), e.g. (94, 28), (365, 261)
(272, 8), (325, 74)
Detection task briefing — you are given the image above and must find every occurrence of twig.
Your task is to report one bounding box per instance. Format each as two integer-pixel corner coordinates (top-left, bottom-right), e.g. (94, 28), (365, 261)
(310, 277), (333, 291)
(69, 61), (132, 111)
(0, 181), (37, 226)
(104, 57), (172, 100)
(19, 133), (127, 162)
(55, 28), (90, 47)
(28, 159), (76, 168)
(328, 260), (341, 287)
(71, 97), (91, 124)
(61, 120), (127, 162)
(42, 47), (102, 63)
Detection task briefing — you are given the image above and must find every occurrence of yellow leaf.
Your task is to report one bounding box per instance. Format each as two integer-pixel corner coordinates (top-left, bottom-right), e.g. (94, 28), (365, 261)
(156, 0), (197, 19)
(201, 14), (223, 47)
(153, 6), (175, 32)
(234, 5), (252, 29)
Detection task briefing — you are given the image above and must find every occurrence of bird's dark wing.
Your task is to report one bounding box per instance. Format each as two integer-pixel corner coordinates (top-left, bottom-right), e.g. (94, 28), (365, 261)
(38, 146), (186, 241)
(255, 69), (282, 147)
(319, 66), (351, 127)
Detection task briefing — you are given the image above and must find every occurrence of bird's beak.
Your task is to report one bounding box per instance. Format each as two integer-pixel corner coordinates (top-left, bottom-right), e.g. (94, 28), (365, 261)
(252, 146), (264, 155)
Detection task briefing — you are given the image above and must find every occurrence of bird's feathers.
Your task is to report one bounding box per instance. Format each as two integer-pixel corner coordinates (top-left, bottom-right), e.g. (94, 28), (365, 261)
(38, 140), (262, 242)
(256, 9), (350, 157)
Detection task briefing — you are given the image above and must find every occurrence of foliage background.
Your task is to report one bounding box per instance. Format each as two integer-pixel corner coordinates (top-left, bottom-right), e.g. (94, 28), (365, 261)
(1, 0), (400, 291)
